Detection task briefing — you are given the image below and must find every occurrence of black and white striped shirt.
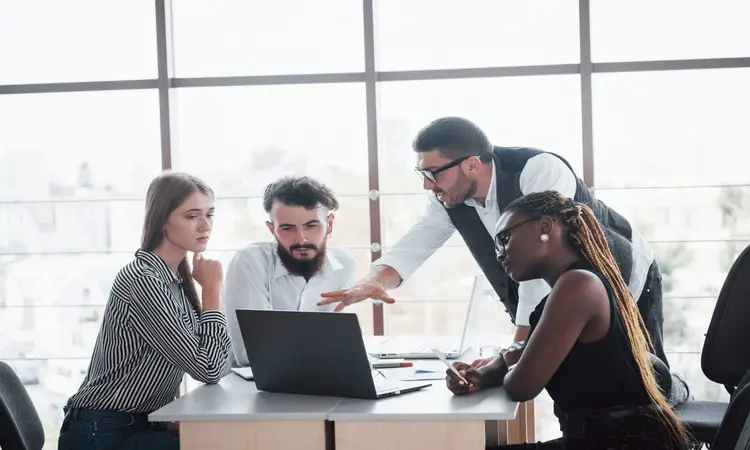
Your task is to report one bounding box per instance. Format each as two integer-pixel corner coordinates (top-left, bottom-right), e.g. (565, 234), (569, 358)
(66, 250), (231, 414)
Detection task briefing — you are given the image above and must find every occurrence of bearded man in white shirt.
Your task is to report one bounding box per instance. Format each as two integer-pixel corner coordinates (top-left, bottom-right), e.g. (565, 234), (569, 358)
(223, 176), (356, 367)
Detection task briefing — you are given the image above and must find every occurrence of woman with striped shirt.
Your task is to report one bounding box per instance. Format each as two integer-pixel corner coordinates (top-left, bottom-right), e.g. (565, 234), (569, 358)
(58, 172), (231, 450)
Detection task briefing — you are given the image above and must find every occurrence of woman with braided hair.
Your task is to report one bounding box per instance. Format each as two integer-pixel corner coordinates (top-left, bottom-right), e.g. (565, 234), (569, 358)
(445, 190), (690, 449)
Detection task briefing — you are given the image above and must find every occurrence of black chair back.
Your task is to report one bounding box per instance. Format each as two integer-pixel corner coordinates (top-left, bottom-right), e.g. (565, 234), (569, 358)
(711, 371), (750, 449)
(702, 243), (750, 391)
(0, 361), (45, 450)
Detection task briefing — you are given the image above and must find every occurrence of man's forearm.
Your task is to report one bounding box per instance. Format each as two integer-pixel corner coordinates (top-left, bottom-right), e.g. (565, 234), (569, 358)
(366, 265), (402, 290)
(513, 325), (530, 342)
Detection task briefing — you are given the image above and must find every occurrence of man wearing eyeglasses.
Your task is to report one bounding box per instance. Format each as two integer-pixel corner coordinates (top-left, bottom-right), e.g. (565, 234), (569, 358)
(319, 117), (666, 364)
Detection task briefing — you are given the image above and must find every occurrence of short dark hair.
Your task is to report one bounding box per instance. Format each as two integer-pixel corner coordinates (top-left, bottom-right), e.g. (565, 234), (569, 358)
(412, 117), (493, 161)
(262, 176), (339, 213)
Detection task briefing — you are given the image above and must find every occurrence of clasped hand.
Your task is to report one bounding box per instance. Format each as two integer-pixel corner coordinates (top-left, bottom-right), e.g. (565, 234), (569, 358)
(445, 356), (500, 395)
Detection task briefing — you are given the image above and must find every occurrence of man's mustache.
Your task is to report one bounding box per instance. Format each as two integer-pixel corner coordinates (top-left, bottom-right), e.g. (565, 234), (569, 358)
(290, 244), (318, 251)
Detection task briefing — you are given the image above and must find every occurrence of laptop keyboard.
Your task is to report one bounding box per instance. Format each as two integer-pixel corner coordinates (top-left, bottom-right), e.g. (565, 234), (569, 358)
(376, 337), (458, 354)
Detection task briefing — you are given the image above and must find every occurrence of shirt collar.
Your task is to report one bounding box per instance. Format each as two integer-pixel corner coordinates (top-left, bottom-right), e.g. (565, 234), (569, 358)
(135, 250), (181, 283)
(464, 159), (497, 209)
(272, 243), (343, 279)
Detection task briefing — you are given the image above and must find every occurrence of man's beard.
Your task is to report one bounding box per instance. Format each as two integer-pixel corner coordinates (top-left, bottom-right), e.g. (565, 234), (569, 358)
(434, 175), (476, 209)
(276, 240), (327, 280)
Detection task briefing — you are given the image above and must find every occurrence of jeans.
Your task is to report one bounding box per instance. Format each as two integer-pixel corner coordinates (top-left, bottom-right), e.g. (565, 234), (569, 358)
(57, 407), (179, 450)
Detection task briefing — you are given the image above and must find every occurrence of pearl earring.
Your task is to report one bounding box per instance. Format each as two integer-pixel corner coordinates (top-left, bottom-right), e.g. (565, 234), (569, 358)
(541, 233), (549, 242)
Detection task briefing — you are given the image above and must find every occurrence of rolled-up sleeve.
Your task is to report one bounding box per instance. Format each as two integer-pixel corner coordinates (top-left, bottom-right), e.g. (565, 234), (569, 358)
(516, 279), (551, 326)
(128, 275), (231, 384)
(373, 193), (456, 284)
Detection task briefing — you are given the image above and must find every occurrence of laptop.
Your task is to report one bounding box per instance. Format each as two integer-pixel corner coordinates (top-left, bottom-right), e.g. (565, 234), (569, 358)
(235, 309), (432, 399)
(365, 275), (489, 359)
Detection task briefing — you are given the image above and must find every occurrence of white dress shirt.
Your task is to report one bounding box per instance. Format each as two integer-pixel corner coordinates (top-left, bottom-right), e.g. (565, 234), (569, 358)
(222, 242), (356, 366)
(375, 153), (606, 326)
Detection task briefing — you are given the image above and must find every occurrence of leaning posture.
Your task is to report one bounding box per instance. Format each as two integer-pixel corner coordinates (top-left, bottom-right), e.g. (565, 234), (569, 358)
(446, 191), (690, 449)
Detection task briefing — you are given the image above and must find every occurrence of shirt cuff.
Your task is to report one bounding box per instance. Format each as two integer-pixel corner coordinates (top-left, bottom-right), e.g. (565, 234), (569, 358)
(199, 310), (228, 334)
(371, 256), (410, 287)
(515, 301), (537, 327)
(515, 279), (551, 327)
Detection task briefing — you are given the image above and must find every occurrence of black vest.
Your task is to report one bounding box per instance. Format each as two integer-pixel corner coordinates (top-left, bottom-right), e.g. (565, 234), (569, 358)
(446, 147), (635, 324)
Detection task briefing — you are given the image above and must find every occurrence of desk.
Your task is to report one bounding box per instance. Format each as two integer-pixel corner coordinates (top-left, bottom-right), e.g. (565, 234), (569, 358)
(151, 374), (533, 450)
(330, 383), (522, 450)
(149, 375), (340, 450)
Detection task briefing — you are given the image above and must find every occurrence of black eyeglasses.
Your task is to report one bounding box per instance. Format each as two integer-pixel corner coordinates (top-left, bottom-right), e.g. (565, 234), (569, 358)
(494, 217), (540, 259)
(414, 155), (475, 183)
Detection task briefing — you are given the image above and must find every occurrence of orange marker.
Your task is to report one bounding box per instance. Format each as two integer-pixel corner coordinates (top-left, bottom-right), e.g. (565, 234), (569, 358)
(372, 361), (413, 369)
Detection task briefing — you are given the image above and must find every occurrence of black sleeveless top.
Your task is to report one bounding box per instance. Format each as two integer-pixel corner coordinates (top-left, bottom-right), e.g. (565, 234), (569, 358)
(527, 260), (651, 413)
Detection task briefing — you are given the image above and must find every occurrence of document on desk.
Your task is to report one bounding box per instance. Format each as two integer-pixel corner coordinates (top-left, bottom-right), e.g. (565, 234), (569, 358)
(387, 368), (446, 381)
(230, 367), (254, 381)
(397, 371), (446, 381)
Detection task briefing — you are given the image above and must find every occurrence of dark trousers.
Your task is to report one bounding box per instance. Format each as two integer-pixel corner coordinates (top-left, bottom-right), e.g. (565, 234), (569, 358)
(488, 405), (685, 449)
(57, 407), (178, 450)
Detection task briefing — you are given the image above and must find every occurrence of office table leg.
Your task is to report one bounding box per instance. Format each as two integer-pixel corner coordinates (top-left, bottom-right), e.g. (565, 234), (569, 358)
(485, 400), (536, 446)
(524, 400), (536, 443)
(178, 420), (327, 450)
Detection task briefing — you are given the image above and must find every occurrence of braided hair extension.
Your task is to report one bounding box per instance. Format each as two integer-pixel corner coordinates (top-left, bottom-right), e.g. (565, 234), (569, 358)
(504, 190), (689, 446)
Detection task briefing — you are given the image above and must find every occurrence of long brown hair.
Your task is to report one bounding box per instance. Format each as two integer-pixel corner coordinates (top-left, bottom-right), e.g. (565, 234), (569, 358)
(141, 171), (214, 314)
(505, 190), (689, 446)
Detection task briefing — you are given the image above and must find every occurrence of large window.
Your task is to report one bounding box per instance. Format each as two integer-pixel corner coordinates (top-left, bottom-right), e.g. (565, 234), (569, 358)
(172, 84), (370, 194)
(374, 0), (580, 70)
(592, 69), (750, 188)
(2, 1), (748, 447)
(0, 1), (157, 84)
(592, 67), (750, 403)
(0, 88), (160, 445)
(590, 0), (750, 62)
(171, 0), (365, 76)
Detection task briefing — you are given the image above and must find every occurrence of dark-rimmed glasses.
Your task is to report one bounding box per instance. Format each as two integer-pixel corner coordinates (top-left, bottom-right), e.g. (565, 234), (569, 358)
(414, 155), (475, 183)
(494, 217), (541, 259)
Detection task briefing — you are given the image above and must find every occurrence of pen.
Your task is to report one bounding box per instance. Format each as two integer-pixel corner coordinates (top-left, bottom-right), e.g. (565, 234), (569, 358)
(372, 361), (413, 369)
(431, 348), (469, 384)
